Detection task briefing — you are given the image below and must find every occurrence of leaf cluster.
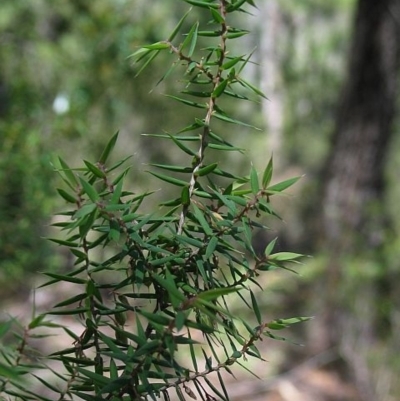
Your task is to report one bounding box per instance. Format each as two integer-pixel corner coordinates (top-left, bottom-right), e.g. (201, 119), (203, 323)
(1, 1), (308, 400)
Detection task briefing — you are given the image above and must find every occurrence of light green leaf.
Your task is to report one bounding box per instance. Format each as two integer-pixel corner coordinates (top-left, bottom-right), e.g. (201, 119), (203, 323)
(197, 286), (240, 302)
(267, 176), (302, 193)
(268, 252), (304, 262)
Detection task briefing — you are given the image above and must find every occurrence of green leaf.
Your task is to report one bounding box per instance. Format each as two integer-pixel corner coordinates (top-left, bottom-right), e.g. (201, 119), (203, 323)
(181, 22), (199, 57)
(84, 160), (106, 178)
(268, 252), (304, 262)
(213, 112), (260, 130)
(143, 41), (170, 50)
(197, 286), (240, 302)
(75, 203), (97, 219)
(250, 291), (261, 325)
(212, 79), (228, 98)
(183, 0), (219, 10)
(196, 163), (218, 176)
(221, 56), (244, 70)
(0, 363), (20, 380)
(227, 30), (249, 39)
(151, 271), (186, 303)
(76, 367), (110, 386)
(181, 186), (190, 206)
(205, 236), (218, 259)
(168, 8), (191, 42)
(227, 0), (248, 12)
(99, 131), (119, 164)
(166, 133), (197, 156)
(79, 177), (99, 202)
(210, 8), (225, 23)
(0, 319), (13, 338)
(267, 316), (312, 330)
(165, 94), (206, 109)
(148, 171), (188, 187)
(237, 77), (268, 99)
(267, 176), (302, 193)
(192, 203), (212, 236)
(262, 156), (273, 189)
(53, 293), (87, 308)
(264, 237), (277, 256)
(250, 165), (259, 194)
(57, 188), (77, 204)
(44, 272), (86, 284)
(134, 49), (161, 77)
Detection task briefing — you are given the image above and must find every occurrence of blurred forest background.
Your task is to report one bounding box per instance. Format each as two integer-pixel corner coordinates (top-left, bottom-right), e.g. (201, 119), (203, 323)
(1, 0), (400, 400)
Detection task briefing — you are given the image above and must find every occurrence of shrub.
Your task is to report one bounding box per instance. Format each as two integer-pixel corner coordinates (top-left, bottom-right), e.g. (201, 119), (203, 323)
(0, 1), (308, 400)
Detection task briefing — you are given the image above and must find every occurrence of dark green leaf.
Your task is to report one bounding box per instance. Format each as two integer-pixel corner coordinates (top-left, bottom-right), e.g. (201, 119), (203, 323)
(57, 188), (77, 203)
(196, 163), (218, 176)
(262, 156), (273, 189)
(250, 291), (261, 325)
(181, 186), (190, 206)
(250, 165), (259, 193)
(168, 8), (191, 42)
(210, 8), (225, 23)
(99, 131), (119, 164)
(148, 171), (188, 187)
(79, 177), (99, 202)
(84, 160), (105, 178)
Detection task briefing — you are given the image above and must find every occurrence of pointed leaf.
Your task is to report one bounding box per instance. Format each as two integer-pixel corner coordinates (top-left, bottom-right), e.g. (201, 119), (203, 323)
(250, 165), (259, 194)
(79, 177), (99, 202)
(99, 131), (119, 164)
(262, 156), (273, 189)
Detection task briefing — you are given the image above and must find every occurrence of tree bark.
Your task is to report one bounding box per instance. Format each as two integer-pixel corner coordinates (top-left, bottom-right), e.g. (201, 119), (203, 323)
(320, 0), (400, 251)
(313, 1), (400, 399)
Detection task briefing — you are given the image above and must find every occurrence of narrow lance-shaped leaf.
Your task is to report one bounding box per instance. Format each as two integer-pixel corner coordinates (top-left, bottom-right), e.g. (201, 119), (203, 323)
(250, 291), (261, 325)
(58, 157), (78, 188)
(262, 156), (273, 189)
(99, 131), (119, 164)
(196, 163), (218, 177)
(148, 171), (188, 187)
(79, 177), (99, 202)
(181, 22), (199, 57)
(210, 7), (225, 23)
(168, 8), (192, 42)
(221, 56), (244, 70)
(84, 160), (105, 179)
(250, 165), (259, 194)
(182, 0), (219, 10)
(268, 252), (304, 262)
(212, 79), (228, 98)
(227, 0), (248, 12)
(267, 176), (302, 193)
(57, 188), (77, 204)
(181, 186), (190, 206)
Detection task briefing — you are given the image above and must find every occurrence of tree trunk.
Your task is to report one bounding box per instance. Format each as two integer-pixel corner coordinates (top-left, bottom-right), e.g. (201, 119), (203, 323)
(320, 0), (400, 250)
(313, 1), (400, 399)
